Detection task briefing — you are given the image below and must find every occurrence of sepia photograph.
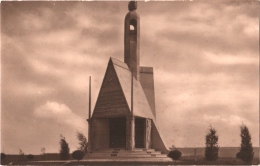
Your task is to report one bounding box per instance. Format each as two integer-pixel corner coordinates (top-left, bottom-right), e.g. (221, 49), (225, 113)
(1, 0), (259, 165)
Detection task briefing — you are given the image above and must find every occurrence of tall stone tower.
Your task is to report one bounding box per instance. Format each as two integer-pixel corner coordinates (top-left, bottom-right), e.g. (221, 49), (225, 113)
(89, 1), (169, 155)
(124, 1), (140, 80)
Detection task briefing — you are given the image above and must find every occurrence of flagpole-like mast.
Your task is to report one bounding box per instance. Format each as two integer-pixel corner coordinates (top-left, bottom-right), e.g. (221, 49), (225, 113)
(130, 70), (135, 151)
(89, 76), (91, 119)
(87, 76), (92, 153)
(131, 71), (134, 117)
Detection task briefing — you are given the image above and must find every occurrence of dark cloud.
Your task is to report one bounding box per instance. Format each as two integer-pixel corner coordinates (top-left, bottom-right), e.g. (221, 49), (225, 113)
(2, 2), (78, 36)
(80, 24), (123, 47)
(221, 1), (259, 18)
(158, 30), (257, 56)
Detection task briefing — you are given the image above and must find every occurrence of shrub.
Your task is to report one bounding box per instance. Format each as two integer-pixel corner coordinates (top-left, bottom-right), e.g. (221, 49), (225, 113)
(236, 152), (242, 159)
(59, 135), (70, 160)
(205, 126), (219, 161)
(18, 149), (25, 160)
(205, 146), (218, 161)
(72, 150), (84, 161)
(237, 125), (254, 164)
(236, 151), (254, 163)
(19, 148), (24, 155)
(77, 132), (88, 154)
(27, 154), (34, 160)
(168, 150), (182, 162)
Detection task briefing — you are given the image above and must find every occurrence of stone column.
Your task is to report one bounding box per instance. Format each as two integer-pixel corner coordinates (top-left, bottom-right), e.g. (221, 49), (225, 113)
(88, 118), (96, 152)
(126, 116), (130, 150)
(87, 118), (92, 153)
(145, 119), (152, 149)
(129, 116), (135, 150)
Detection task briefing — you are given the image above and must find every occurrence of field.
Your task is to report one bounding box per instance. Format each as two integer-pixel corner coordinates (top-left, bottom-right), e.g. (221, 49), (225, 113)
(178, 147), (259, 158)
(178, 147), (259, 165)
(1, 147), (259, 165)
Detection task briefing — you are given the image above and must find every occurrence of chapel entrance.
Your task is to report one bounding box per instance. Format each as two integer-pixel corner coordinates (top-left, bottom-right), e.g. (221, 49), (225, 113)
(109, 117), (126, 148)
(135, 118), (145, 148)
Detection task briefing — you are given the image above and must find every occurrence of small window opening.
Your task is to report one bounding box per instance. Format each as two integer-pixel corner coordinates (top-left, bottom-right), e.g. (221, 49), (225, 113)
(130, 19), (137, 31)
(130, 25), (135, 30)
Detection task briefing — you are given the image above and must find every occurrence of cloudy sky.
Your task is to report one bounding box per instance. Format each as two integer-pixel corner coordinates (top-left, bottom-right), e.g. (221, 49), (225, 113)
(2, 1), (259, 154)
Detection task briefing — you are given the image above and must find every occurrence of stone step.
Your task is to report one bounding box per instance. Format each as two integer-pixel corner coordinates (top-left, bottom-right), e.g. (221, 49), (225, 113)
(89, 148), (168, 159)
(93, 149), (158, 152)
(91, 151), (161, 155)
(120, 154), (167, 157)
(89, 153), (168, 158)
(91, 151), (161, 156)
(93, 148), (155, 152)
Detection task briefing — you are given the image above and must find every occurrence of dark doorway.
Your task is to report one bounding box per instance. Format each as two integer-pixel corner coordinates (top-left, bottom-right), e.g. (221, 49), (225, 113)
(109, 117), (126, 148)
(135, 118), (145, 148)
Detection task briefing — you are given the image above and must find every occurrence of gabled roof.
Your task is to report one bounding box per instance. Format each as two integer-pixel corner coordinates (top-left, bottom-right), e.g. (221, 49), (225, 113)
(110, 57), (155, 121)
(92, 59), (130, 118)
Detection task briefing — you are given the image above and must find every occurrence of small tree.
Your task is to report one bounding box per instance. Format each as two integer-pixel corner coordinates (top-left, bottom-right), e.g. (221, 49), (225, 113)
(19, 148), (24, 155)
(41, 147), (45, 155)
(19, 148), (25, 160)
(59, 134), (70, 160)
(41, 147), (46, 160)
(205, 126), (219, 161)
(168, 150), (182, 162)
(236, 125), (254, 164)
(72, 150), (84, 161)
(27, 154), (34, 160)
(77, 131), (88, 154)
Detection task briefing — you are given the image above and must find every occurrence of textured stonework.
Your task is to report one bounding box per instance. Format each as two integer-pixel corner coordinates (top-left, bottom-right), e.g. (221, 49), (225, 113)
(130, 116), (135, 150)
(140, 67), (156, 118)
(87, 119), (92, 152)
(126, 115), (131, 149)
(90, 119), (96, 150)
(94, 119), (109, 149)
(128, 1), (137, 11)
(146, 119), (152, 149)
(124, 6), (140, 80)
(89, 2), (169, 153)
(93, 61), (129, 118)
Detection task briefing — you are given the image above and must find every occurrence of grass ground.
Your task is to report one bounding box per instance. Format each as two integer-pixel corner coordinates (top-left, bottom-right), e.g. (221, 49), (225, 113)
(180, 156), (259, 165)
(2, 148), (259, 165)
(1, 156), (259, 165)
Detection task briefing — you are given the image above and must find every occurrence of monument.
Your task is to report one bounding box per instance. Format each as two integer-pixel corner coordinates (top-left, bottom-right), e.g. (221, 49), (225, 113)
(87, 1), (169, 157)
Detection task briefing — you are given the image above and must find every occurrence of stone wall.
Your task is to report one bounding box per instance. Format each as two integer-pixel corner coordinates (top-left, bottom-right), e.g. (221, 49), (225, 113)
(151, 120), (169, 154)
(140, 67), (156, 118)
(92, 118), (109, 150)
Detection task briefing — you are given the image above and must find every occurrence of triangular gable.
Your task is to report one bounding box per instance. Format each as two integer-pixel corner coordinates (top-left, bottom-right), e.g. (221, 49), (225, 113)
(92, 59), (130, 118)
(92, 57), (169, 153)
(111, 58), (155, 121)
